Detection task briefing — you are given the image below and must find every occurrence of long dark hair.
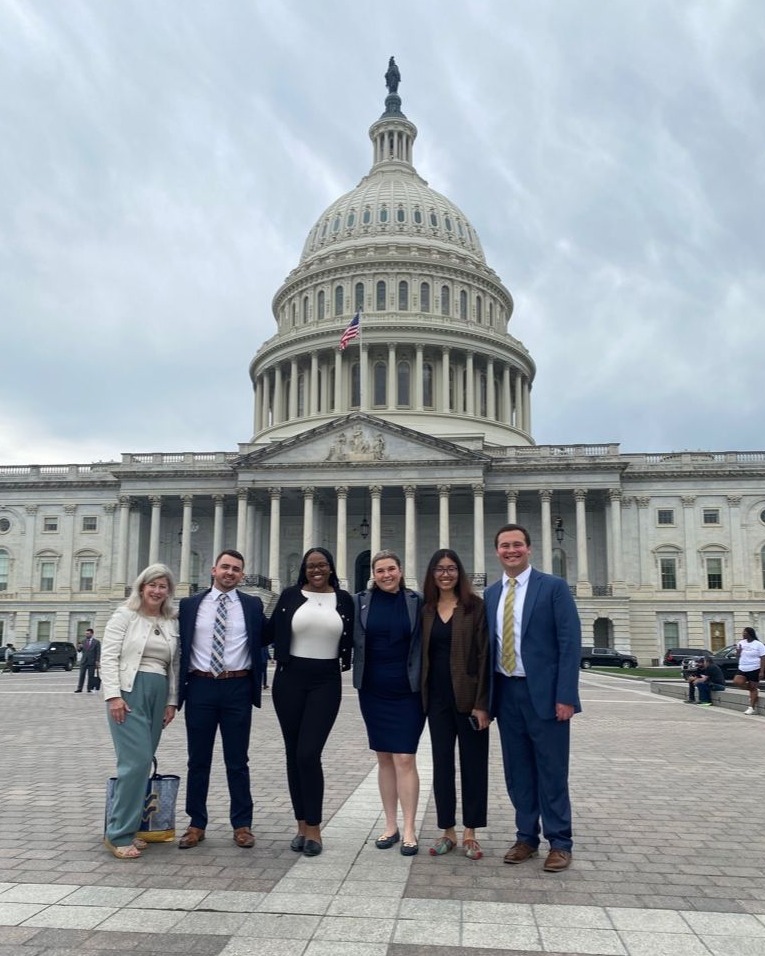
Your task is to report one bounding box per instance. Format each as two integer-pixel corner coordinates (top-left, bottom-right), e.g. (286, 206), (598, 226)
(743, 626), (758, 642)
(297, 547), (340, 590)
(422, 548), (476, 612)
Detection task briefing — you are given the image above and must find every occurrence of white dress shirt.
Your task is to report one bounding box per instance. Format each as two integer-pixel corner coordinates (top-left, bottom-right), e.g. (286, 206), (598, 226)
(190, 587), (251, 672)
(495, 565), (532, 677)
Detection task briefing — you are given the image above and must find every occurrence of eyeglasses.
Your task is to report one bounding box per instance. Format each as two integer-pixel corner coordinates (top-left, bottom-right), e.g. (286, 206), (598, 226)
(306, 563), (330, 572)
(434, 566), (458, 575)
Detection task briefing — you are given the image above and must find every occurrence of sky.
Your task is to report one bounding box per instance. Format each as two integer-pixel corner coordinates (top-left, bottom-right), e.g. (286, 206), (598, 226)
(2, 0), (764, 464)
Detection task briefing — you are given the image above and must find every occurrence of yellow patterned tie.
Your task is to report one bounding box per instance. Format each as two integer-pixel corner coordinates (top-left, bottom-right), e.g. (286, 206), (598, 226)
(501, 578), (516, 674)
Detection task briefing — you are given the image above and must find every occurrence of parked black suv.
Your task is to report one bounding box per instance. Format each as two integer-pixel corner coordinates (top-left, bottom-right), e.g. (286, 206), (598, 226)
(11, 641), (77, 672)
(580, 647), (638, 669)
(681, 645), (740, 681)
(662, 647), (710, 666)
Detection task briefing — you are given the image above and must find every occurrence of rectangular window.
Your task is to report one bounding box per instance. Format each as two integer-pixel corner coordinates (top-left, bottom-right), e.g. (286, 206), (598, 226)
(663, 621), (680, 651)
(76, 621), (91, 642)
(36, 620), (51, 641)
(0, 551), (8, 592)
(706, 557), (723, 590)
(660, 558), (677, 590)
(657, 509), (674, 526)
(79, 561), (95, 592)
(702, 508), (720, 525)
(40, 561), (55, 592)
(43, 517), (59, 533)
(82, 516), (98, 532)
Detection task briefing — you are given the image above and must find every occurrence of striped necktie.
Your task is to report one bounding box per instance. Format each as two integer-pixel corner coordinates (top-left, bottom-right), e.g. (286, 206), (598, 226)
(211, 593), (228, 676)
(501, 578), (516, 674)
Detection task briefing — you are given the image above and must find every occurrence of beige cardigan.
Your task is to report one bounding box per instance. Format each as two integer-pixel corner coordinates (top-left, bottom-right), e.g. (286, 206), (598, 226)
(100, 606), (180, 706)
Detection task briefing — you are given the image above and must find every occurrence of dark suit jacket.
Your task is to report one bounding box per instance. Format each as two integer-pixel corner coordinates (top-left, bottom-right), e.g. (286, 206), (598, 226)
(421, 599), (489, 714)
(79, 638), (100, 666)
(266, 584), (354, 670)
(352, 588), (422, 692)
(177, 588), (267, 711)
(484, 568), (581, 720)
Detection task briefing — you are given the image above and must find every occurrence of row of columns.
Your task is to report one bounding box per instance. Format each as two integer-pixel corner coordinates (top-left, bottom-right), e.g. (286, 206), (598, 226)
(114, 486), (619, 595)
(253, 345), (531, 435)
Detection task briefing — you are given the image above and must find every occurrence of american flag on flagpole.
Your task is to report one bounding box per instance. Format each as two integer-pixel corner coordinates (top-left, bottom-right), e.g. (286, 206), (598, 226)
(339, 309), (361, 350)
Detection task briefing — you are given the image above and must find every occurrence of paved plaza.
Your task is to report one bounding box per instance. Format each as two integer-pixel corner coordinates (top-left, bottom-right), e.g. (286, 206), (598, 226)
(1, 666), (764, 955)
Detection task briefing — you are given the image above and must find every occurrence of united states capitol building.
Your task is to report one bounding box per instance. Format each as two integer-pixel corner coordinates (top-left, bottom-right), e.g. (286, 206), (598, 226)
(2, 68), (764, 662)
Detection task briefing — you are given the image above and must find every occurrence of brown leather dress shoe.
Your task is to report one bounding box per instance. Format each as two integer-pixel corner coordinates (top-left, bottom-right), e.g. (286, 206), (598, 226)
(543, 848), (572, 872)
(178, 826), (205, 849)
(233, 826), (255, 848)
(503, 841), (539, 864)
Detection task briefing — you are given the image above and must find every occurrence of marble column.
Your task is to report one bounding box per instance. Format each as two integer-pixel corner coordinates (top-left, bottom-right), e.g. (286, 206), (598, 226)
(522, 378), (531, 433)
(360, 342), (369, 411)
(404, 485), (417, 587)
(636, 497), (652, 589)
(415, 344), (424, 411)
(370, 485), (382, 558)
(273, 364), (283, 425)
(514, 375), (523, 429)
(441, 347), (450, 411)
(487, 358), (495, 420)
(268, 487), (282, 593)
(466, 352), (475, 416)
(236, 489), (248, 555)
(728, 495), (745, 594)
(502, 364), (512, 423)
(609, 489), (624, 586)
(335, 487), (348, 588)
(116, 496), (131, 588)
(179, 495), (193, 588)
(387, 344), (396, 410)
(472, 483), (485, 583)
(539, 489), (553, 574)
(148, 496), (162, 565)
(310, 352), (319, 416)
(506, 489), (518, 524)
(334, 349), (343, 412)
(302, 486), (315, 553)
(246, 496), (257, 571)
(574, 488), (592, 596)
(438, 484), (450, 548)
(212, 495), (225, 564)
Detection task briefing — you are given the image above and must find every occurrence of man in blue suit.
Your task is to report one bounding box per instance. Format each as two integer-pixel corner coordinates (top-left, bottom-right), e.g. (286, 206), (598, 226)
(484, 524), (581, 872)
(177, 549), (267, 850)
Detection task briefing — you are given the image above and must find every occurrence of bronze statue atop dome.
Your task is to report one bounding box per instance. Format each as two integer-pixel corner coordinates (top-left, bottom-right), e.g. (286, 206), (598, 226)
(385, 57), (400, 94)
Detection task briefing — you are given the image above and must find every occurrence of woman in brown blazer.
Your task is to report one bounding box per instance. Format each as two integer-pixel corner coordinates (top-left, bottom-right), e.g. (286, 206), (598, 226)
(421, 548), (490, 860)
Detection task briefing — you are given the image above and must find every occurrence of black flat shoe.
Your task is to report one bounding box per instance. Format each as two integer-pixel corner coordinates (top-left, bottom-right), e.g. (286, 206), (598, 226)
(400, 841), (419, 856)
(303, 839), (323, 857)
(374, 830), (400, 849)
(290, 834), (305, 852)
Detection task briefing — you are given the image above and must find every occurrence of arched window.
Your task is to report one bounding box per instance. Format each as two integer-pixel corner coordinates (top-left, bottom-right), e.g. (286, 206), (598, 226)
(479, 372), (487, 417)
(350, 363), (360, 408)
(476, 295), (482, 323)
(397, 361), (411, 406)
(429, 208), (438, 228)
(317, 290), (325, 321)
(346, 209), (356, 228)
(460, 289), (468, 321)
(376, 280), (386, 311)
(302, 296), (309, 324)
(0, 549), (9, 591)
(379, 205), (388, 223)
(297, 373), (305, 417)
(334, 285), (343, 316)
(444, 214), (453, 233)
(420, 282), (430, 312)
(398, 280), (409, 311)
(373, 361), (387, 406)
(332, 215), (341, 234)
(396, 205), (406, 223)
(413, 207), (423, 225)
(423, 363), (434, 407)
(441, 285), (450, 316)
(362, 206), (372, 225)
(355, 282), (364, 310)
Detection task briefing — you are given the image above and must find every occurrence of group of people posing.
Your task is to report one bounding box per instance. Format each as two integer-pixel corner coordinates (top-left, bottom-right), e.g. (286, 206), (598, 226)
(101, 523), (582, 874)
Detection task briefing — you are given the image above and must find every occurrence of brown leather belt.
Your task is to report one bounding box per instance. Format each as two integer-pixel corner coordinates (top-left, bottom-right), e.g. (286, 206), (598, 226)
(190, 669), (251, 680)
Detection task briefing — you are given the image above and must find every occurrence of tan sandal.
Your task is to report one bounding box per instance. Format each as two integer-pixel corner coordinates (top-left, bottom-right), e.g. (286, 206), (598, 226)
(133, 837), (148, 850)
(103, 837), (142, 859)
(463, 838), (483, 860)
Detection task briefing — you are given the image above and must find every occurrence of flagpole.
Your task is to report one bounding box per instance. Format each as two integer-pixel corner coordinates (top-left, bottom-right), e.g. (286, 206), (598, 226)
(357, 307), (365, 411)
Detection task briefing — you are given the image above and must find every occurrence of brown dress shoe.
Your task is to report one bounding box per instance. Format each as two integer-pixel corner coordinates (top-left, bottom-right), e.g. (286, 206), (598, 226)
(178, 826), (205, 849)
(503, 841), (539, 864)
(543, 848), (572, 872)
(233, 826), (255, 848)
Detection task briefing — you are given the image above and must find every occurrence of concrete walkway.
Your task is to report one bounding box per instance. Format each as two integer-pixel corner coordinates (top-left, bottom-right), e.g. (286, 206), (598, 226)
(1, 667), (764, 955)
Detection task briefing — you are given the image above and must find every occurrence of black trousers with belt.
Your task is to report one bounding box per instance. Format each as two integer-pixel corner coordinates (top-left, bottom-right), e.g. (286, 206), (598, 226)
(427, 685), (489, 830)
(272, 656), (341, 827)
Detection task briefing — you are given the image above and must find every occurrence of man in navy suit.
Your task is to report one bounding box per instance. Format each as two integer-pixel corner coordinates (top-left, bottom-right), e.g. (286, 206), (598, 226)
(177, 549), (267, 850)
(484, 524), (581, 872)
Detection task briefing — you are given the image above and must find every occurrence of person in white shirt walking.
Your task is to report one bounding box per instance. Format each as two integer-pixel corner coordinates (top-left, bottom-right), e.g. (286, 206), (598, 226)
(735, 627), (765, 715)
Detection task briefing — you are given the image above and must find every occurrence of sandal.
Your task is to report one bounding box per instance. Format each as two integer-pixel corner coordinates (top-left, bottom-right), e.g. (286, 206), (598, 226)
(103, 837), (142, 859)
(133, 838), (148, 850)
(429, 836), (456, 856)
(463, 838), (483, 861)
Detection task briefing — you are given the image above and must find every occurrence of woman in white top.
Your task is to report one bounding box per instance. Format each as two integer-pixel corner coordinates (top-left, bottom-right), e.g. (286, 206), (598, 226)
(735, 627), (765, 715)
(101, 564), (180, 858)
(267, 548), (354, 857)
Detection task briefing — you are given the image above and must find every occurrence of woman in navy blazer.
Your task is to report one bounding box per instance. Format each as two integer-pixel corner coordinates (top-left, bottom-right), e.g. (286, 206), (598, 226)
(353, 549), (424, 856)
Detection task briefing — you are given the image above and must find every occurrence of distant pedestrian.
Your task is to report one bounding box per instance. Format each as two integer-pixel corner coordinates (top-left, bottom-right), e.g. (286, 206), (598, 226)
(686, 655), (725, 705)
(75, 628), (101, 693)
(3, 644), (15, 673)
(734, 627), (765, 715)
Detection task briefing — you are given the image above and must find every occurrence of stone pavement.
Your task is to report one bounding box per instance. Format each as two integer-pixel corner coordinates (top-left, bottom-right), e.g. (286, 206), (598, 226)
(1, 665), (765, 955)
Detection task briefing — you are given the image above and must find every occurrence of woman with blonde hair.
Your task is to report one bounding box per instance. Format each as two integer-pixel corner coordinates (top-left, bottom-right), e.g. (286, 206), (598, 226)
(102, 563), (179, 859)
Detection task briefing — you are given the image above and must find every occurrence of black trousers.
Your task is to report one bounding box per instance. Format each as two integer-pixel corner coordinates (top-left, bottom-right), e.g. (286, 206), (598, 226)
(427, 689), (489, 830)
(77, 662), (97, 691)
(272, 657), (341, 826)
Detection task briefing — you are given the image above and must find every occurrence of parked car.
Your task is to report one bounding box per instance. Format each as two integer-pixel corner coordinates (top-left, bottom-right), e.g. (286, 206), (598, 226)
(681, 645), (740, 681)
(580, 647), (639, 669)
(10, 641), (77, 672)
(662, 647), (710, 667)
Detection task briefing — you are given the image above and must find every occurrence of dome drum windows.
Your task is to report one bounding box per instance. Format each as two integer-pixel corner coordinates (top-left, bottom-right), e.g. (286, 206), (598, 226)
(419, 282), (430, 312)
(376, 280), (387, 311)
(334, 285), (344, 316)
(398, 280), (409, 311)
(441, 285), (451, 316)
